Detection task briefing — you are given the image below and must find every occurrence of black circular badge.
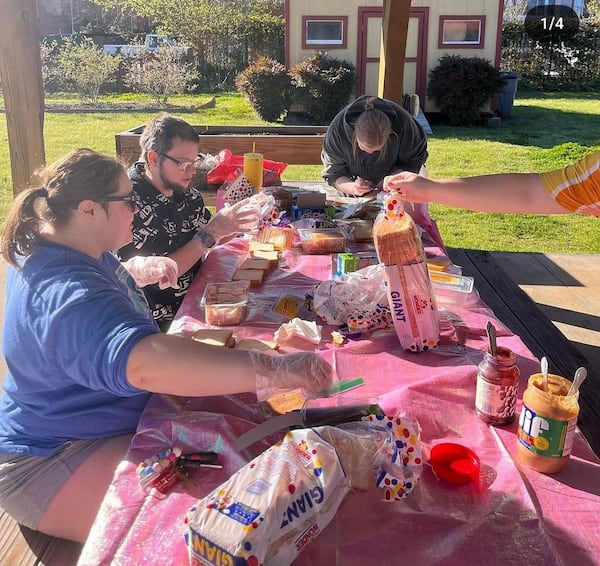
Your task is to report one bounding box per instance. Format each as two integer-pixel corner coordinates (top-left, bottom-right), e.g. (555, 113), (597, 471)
(524, 5), (580, 42)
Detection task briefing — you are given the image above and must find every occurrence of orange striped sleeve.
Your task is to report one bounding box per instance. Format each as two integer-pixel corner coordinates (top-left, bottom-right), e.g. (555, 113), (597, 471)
(540, 152), (600, 216)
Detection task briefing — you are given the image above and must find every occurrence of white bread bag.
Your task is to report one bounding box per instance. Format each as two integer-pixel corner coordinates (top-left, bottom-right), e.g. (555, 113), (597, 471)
(373, 191), (439, 352)
(186, 415), (422, 565)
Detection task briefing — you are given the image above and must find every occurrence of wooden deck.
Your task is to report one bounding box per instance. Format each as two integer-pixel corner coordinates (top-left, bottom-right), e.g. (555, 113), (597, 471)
(449, 248), (600, 456)
(0, 515), (81, 565)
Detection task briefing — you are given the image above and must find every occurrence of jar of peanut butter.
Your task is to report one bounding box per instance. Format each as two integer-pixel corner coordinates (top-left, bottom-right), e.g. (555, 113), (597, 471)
(517, 373), (579, 474)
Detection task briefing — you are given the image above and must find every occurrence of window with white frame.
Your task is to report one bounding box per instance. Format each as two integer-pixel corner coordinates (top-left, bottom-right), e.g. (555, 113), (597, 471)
(439, 16), (485, 48)
(302, 16), (347, 49)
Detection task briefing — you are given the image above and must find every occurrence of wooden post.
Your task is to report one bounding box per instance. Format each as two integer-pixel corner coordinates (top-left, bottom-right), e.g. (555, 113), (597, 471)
(0, 0), (45, 195)
(378, 0), (411, 104)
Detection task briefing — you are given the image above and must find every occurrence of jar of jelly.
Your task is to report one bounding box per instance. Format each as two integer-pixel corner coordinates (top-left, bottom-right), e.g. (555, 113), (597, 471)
(475, 346), (520, 426)
(517, 373), (579, 474)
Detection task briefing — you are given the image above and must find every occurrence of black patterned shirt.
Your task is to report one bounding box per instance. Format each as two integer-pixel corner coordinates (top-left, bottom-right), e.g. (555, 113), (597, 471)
(117, 162), (211, 329)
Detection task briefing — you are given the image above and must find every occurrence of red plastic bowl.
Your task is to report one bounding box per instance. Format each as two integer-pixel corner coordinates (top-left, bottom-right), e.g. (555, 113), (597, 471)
(430, 442), (480, 484)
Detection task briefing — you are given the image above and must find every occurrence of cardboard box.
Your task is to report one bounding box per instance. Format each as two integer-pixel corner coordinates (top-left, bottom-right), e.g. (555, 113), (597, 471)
(296, 190), (326, 209)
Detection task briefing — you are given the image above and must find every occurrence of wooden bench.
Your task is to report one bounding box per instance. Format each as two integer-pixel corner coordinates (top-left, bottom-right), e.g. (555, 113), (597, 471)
(0, 510), (81, 565)
(449, 248), (600, 456)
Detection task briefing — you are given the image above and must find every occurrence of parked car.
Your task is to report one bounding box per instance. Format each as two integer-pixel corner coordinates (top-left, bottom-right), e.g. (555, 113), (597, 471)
(102, 34), (192, 60)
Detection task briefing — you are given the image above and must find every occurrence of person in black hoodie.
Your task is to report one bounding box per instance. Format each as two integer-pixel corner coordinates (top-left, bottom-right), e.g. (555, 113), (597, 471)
(321, 95), (428, 197)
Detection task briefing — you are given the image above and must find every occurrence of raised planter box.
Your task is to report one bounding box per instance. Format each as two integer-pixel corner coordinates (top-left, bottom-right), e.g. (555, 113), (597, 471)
(115, 125), (328, 166)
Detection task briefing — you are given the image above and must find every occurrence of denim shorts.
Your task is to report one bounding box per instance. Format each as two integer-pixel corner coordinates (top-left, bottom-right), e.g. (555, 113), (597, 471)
(0, 439), (106, 529)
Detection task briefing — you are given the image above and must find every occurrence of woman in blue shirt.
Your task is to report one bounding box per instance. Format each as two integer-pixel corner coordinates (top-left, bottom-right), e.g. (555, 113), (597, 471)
(0, 149), (331, 543)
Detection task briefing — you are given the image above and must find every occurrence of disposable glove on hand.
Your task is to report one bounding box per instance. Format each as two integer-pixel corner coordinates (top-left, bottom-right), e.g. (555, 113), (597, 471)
(250, 350), (333, 402)
(205, 198), (261, 243)
(122, 256), (179, 290)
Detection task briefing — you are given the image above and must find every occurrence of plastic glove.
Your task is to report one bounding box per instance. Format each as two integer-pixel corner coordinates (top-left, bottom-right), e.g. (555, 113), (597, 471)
(205, 197), (261, 243)
(250, 350), (333, 402)
(122, 256), (179, 290)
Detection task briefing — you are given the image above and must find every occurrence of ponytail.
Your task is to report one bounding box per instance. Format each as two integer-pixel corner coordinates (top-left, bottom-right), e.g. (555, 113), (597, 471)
(364, 96), (377, 112)
(1, 187), (49, 267)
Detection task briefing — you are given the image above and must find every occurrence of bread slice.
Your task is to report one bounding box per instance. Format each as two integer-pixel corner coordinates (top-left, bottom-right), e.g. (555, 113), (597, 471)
(234, 338), (278, 351)
(251, 249), (279, 265)
(427, 257), (451, 272)
(249, 240), (275, 253)
(239, 257), (272, 272)
(263, 388), (306, 414)
(373, 214), (422, 265)
(191, 329), (234, 347)
(232, 268), (264, 287)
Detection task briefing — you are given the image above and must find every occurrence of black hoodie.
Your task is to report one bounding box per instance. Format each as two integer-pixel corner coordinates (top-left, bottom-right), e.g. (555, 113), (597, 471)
(321, 95), (428, 187)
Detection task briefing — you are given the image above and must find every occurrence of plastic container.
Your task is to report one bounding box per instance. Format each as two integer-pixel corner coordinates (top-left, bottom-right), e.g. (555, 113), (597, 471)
(475, 346), (520, 426)
(517, 373), (579, 474)
(297, 227), (349, 255)
(332, 251), (379, 278)
(200, 281), (250, 326)
(256, 225), (294, 250)
(429, 271), (474, 293)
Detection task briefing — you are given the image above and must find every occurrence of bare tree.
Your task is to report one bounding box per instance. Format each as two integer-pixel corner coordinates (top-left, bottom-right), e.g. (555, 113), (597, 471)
(124, 47), (198, 104)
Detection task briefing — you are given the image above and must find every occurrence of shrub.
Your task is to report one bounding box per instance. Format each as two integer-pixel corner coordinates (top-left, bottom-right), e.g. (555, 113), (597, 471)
(56, 37), (121, 103)
(235, 57), (290, 121)
(427, 55), (504, 126)
(40, 41), (59, 92)
(289, 52), (356, 124)
(124, 47), (199, 105)
(501, 20), (600, 91)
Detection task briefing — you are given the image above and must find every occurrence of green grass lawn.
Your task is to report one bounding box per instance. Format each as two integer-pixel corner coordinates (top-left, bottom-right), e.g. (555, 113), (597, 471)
(1, 90), (599, 253)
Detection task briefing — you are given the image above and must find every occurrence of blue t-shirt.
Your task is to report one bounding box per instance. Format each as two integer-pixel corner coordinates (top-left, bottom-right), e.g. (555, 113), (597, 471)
(0, 242), (160, 456)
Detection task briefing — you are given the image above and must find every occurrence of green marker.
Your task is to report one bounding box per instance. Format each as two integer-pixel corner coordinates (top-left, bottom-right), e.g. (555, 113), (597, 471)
(327, 377), (365, 396)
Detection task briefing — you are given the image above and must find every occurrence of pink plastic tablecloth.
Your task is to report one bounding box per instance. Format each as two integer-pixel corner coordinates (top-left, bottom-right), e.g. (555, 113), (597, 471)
(78, 238), (600, 566)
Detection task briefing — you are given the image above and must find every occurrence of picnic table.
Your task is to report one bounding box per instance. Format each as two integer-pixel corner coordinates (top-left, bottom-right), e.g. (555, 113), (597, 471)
(77, 217), (600, 565)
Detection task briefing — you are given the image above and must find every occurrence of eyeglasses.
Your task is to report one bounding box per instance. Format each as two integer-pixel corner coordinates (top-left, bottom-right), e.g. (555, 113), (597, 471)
(159, 152), (201, 172)
(95, 192), (139, 212)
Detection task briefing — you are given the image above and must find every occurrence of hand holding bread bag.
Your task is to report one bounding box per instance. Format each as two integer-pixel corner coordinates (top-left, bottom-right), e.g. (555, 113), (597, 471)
(373, 189), (439, 351)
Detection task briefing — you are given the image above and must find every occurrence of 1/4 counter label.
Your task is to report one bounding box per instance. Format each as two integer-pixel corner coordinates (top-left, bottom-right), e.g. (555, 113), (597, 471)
(524, 5), (580, 42)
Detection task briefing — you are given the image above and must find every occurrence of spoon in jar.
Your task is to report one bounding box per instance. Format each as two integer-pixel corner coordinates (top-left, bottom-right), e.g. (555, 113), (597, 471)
(541, 356), (549, 392)
(567, 367), (587, 397)
(485, 321), (497, 357)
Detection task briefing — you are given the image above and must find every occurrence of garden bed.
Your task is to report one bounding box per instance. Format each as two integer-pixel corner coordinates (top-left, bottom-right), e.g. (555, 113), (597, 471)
(115, 124), (328, 166)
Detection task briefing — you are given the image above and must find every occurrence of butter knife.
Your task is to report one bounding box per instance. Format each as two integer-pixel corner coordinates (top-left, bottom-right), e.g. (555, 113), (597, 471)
(233, 404), (380, 452)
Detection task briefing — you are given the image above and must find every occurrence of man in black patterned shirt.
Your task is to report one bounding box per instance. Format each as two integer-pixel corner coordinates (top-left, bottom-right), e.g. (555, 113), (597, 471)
(118, 114), (259, 330)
